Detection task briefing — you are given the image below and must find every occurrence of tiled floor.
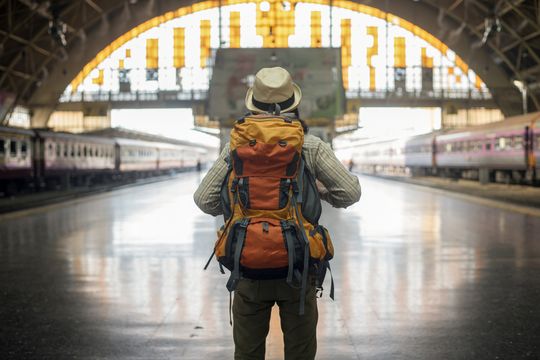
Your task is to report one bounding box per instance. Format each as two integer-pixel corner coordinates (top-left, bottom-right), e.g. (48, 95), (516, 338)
(1, 173), (539, 359)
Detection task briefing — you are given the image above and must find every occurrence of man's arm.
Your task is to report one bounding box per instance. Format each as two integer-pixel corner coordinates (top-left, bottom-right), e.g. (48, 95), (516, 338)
(193, 145), (229, 216)
(313, 140), (361, 208)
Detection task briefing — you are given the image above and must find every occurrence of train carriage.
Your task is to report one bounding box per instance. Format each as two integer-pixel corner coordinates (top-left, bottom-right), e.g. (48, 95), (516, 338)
(435, 113), (540, 171)
(404, 133), (435, 170)
(351, 112), (540, 183)
(36, 131), (116, 173)
(0, 125), (213, 197)
(0, 126), (34, 193)
(156, 142), (184, 170)
(115, 138), (160, 172)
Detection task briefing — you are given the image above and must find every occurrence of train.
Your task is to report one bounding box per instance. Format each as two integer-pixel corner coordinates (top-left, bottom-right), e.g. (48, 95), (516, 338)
(0, 126), (210, 196)
(351, 112), (540, 184)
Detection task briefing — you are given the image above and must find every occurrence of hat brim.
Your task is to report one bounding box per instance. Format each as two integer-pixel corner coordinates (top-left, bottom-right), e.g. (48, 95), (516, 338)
(245, 83), (302, 114)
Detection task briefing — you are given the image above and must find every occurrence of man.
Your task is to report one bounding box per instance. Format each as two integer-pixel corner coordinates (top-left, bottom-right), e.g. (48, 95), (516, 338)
(194, 67), (361, 360)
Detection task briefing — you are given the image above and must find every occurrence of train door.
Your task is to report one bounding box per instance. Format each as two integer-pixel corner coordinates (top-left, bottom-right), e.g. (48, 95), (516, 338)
(524, 125), (536, 182)
(431, 137), (437, 173)
(0, 136), (5, 169)
(33, 133), (44, 185)
(114, 143), (121, 172)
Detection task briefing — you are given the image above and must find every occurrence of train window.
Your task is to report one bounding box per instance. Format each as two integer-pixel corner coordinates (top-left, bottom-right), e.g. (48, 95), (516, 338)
(48, 143), (54, 156)
(77, 145), (82, 157)
(83, 146), (87, 157)
(485, 142), (492, 151)
(63, 143), (68, 157)
(496, 138), (506, 150)
(10, 140), (17, 157)
(0, 139), (5, 155)
(513, 136), (523, 150)
(21, 142), (28, 158)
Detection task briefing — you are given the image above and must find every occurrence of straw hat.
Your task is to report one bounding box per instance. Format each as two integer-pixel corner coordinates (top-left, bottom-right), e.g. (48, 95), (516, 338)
(245, 67), (302, 114)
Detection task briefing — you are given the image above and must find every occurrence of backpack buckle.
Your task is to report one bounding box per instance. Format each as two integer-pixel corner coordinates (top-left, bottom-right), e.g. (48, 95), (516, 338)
(231, 178), (239, 193)
(291, 180), (299, 194)
(239, 218), (250, 228)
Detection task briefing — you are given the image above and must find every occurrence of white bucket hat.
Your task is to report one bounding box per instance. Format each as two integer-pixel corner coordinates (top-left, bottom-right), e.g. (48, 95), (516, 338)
(245, 67), (302, 114)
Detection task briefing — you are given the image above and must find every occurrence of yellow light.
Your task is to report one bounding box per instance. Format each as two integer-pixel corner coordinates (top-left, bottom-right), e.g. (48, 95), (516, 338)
(421, 47), (433, 68)
(366, 26), (378, 91)
(200, 20), (211, 68)
(310, 11), (322, 48)
(173, 27), (185, 68)
(475, 75), (482, 90)
(230, 12), (241, 48)
(256, 0), (296, 48)
(92, 69), (104, 85)
(394, 37), (405, 68)
(119, 59), (125, 69)
(68, 0), (488, 93)
(341, 19), (351, 90)
(146, 38), (159, 69)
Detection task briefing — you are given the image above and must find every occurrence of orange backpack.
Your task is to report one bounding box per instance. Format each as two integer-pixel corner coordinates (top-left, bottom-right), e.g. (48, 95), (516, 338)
(205, 113), (334, 314)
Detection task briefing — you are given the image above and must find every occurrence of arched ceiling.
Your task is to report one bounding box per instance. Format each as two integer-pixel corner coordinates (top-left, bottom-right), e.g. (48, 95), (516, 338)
(1, 0), (539, 125)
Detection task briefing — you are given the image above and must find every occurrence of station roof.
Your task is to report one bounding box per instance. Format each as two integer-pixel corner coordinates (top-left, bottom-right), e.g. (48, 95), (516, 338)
(1, 0), (539, 119)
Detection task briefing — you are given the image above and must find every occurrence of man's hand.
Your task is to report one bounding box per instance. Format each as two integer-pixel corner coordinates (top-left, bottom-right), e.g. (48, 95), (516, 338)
(316, 180), (327, 194)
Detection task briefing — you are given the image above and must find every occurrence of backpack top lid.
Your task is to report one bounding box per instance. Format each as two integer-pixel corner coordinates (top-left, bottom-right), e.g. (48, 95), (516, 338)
(229, 114), (304, 179)
(229, 114), (304, 154)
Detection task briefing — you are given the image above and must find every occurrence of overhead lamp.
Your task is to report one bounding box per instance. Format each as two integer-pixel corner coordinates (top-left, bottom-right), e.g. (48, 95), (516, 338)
(513, 79), (524, 91)
(513, 80), (528, 114)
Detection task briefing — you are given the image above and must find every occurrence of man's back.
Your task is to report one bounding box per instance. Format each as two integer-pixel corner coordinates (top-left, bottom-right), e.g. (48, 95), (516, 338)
(194, 133), (361, 216)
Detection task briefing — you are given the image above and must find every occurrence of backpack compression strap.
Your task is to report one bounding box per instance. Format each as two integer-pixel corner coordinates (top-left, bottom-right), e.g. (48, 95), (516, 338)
(291, 158), (311, 316)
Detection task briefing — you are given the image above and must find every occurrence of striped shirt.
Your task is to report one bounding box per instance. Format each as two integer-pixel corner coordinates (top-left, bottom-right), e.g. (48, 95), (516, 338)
(194, 134), (361, 216)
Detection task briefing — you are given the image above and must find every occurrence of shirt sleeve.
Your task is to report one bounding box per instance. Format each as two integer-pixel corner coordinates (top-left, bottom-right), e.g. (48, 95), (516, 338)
(313, 140), (361, 208)
(193, 144), (230, 216)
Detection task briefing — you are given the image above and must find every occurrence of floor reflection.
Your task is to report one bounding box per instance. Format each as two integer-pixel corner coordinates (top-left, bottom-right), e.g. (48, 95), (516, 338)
(0, 173), (539, 359)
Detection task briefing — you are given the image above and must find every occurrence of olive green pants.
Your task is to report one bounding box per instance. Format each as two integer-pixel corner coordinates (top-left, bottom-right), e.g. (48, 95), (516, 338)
(233, 278), (318, 360)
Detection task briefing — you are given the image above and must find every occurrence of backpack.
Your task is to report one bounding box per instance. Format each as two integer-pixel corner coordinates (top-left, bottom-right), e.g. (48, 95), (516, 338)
(205, 113), (334, 315)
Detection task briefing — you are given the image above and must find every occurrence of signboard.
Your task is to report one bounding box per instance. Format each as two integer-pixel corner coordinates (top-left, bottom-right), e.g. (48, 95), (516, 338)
(208, 48), (345, 122)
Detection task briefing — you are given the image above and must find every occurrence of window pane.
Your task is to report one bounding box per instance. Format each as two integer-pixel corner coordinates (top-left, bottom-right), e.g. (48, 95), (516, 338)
(21, 141), (28, 157)
(0, 139), (5, 155)
(10, 140), (17, 157)
(514, 136), (523, 150)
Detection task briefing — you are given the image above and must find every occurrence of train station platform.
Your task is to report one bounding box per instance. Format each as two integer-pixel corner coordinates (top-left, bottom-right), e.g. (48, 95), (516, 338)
(1, 173), (539, 359)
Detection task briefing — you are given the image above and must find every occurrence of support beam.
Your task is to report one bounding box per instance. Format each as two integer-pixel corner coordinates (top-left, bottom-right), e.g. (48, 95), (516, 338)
(0, 30), (58, 58)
